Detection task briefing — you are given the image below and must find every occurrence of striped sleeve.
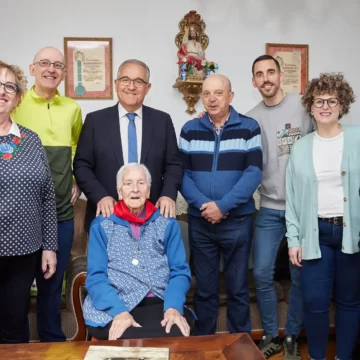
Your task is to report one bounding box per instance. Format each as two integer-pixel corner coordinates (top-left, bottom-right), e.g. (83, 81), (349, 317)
(178, 127), (211, 209)
(215, 120), (263, 215)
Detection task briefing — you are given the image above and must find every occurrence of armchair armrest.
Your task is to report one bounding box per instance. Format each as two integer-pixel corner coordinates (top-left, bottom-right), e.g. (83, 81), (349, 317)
(66, 255), (87, 341)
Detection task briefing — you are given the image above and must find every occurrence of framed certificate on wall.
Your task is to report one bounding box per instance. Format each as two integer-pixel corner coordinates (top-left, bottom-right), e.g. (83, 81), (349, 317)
(266, 43), (309, 95)
(64, 37), (113, 99)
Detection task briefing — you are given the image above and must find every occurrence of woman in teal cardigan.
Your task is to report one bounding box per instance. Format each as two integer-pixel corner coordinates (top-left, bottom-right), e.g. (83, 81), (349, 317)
(285, 73), (360, 360)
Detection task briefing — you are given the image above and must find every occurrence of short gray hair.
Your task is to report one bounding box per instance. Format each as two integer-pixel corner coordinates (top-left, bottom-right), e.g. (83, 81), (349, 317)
(117, 59), (150, 81)
(116, 163), (152, 187)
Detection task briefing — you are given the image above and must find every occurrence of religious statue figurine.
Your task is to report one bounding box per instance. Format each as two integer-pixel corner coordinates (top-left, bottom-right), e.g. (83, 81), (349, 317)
(174, 11), (217, 114)
(177, 24), (205, 70)
(175, 11), (210, 80)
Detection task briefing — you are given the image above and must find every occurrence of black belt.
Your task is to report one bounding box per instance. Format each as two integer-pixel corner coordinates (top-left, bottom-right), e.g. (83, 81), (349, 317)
(318, 216), (343, 225)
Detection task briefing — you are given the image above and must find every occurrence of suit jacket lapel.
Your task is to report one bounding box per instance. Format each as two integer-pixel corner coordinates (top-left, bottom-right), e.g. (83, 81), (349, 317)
(140, 105), (153, 163)
(108, 104), (124, 168)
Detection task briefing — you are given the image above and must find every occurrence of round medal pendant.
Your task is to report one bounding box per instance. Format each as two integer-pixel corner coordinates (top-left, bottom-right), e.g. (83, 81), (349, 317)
(132, 258), (139, 266)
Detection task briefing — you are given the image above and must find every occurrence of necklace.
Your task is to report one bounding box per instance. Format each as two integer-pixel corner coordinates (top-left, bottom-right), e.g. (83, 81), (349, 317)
(131, 244), (141, 266)
(0, 134), (26, 160)
(128, 228), (142, 266)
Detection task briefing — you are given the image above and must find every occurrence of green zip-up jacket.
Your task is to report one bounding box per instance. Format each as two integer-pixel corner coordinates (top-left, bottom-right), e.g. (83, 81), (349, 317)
(12, 86), (83, 221)
(285, 124), (360, 260)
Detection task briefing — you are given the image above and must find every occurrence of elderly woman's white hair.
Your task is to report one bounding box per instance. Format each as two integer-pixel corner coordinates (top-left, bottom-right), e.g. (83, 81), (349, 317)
(116, 163), (152, 187)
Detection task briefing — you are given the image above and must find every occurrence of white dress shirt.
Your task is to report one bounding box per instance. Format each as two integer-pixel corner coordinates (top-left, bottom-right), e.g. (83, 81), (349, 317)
(118, 103), (143, 164)
(313, 131), (344, 217)
(8, 117), (21, 137)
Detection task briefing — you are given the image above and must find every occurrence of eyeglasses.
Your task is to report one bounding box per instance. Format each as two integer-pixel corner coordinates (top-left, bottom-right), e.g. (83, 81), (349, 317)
(313, 98), (339, 108)
(117, 77), (148, 88)
(0, 81), (18, 94)
(33, 59), (65, 70)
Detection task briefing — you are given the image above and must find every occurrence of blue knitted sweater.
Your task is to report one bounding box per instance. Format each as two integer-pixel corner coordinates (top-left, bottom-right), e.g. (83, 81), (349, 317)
(179, 106), (263, 217)
(83, 211), (191, 327)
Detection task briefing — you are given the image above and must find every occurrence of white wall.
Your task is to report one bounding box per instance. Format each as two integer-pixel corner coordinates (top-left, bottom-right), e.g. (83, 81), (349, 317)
(3, 0), (360, 133)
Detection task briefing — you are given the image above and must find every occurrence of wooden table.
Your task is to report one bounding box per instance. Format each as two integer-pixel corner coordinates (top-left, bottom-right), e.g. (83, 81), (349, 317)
(0, 333), (265, 359)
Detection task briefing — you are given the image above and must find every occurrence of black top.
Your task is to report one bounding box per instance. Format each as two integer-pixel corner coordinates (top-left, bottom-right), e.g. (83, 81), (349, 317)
(73, 104), (183, 231)
(0, 125), (58, 256)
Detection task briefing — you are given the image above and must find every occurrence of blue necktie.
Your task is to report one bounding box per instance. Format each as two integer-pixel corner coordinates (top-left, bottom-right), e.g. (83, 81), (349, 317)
(127, 113), (138, 163)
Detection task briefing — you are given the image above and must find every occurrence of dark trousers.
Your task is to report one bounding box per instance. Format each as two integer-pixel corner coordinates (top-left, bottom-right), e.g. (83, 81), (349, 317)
(189, 214), (253, 335)
(36, 220), (74, 342)
(0, 250), (40, 344)
(87, 297), (195, 340)
(302, 219), (360, 360)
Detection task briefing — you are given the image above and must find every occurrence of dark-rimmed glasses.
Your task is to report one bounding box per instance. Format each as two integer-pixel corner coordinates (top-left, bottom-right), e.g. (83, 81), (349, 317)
(313, 98), (339, 108)
(0, 81), (18, 94)
(117, 77), (148, 88)
(33, 59), (65, 70)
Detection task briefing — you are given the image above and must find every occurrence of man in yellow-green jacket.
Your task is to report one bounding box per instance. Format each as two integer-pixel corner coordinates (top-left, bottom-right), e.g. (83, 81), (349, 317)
(12, 46), (82, 342)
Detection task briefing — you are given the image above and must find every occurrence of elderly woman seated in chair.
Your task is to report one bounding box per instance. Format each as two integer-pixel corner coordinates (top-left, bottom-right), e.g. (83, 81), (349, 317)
(83, 163), (194, 340)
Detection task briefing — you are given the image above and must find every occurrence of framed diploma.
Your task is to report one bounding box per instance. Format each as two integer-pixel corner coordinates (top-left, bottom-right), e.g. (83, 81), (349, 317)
(266, 43), (309, 95)
(64, 37), (113, 99)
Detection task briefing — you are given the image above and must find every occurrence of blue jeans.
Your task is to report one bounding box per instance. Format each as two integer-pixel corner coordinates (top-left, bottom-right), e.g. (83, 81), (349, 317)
(253, 207), (303, 337)
(302, 219), (360, 360)
(36, 220), (74, 342)
(188, 214), (253, 335)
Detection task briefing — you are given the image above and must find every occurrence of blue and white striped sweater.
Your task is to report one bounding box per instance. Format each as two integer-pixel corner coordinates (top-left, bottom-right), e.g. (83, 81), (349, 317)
(179, 106), (263, 217)
(179, 135), (262, 153)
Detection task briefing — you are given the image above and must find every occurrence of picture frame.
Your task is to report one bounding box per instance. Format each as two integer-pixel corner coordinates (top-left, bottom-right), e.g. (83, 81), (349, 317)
(64, 37), (113, 99)
(266, 43), (309, 95)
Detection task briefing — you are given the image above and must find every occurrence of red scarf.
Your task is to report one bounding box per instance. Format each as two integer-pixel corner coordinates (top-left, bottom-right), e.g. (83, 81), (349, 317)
(113, 200), (157, 224)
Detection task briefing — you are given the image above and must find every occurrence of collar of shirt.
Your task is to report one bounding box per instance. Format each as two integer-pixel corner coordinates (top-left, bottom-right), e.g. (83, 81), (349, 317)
(208, 108), (231, 135)
(7, 117), (21, 137)
(118, 103), (143, 120)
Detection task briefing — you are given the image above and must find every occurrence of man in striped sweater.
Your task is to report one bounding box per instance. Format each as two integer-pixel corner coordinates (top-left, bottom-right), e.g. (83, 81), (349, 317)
(179, 74), (262, 335)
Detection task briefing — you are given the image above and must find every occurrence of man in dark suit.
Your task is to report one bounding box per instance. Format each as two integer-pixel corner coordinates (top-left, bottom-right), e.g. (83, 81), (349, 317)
(73, 59), (183, 231)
